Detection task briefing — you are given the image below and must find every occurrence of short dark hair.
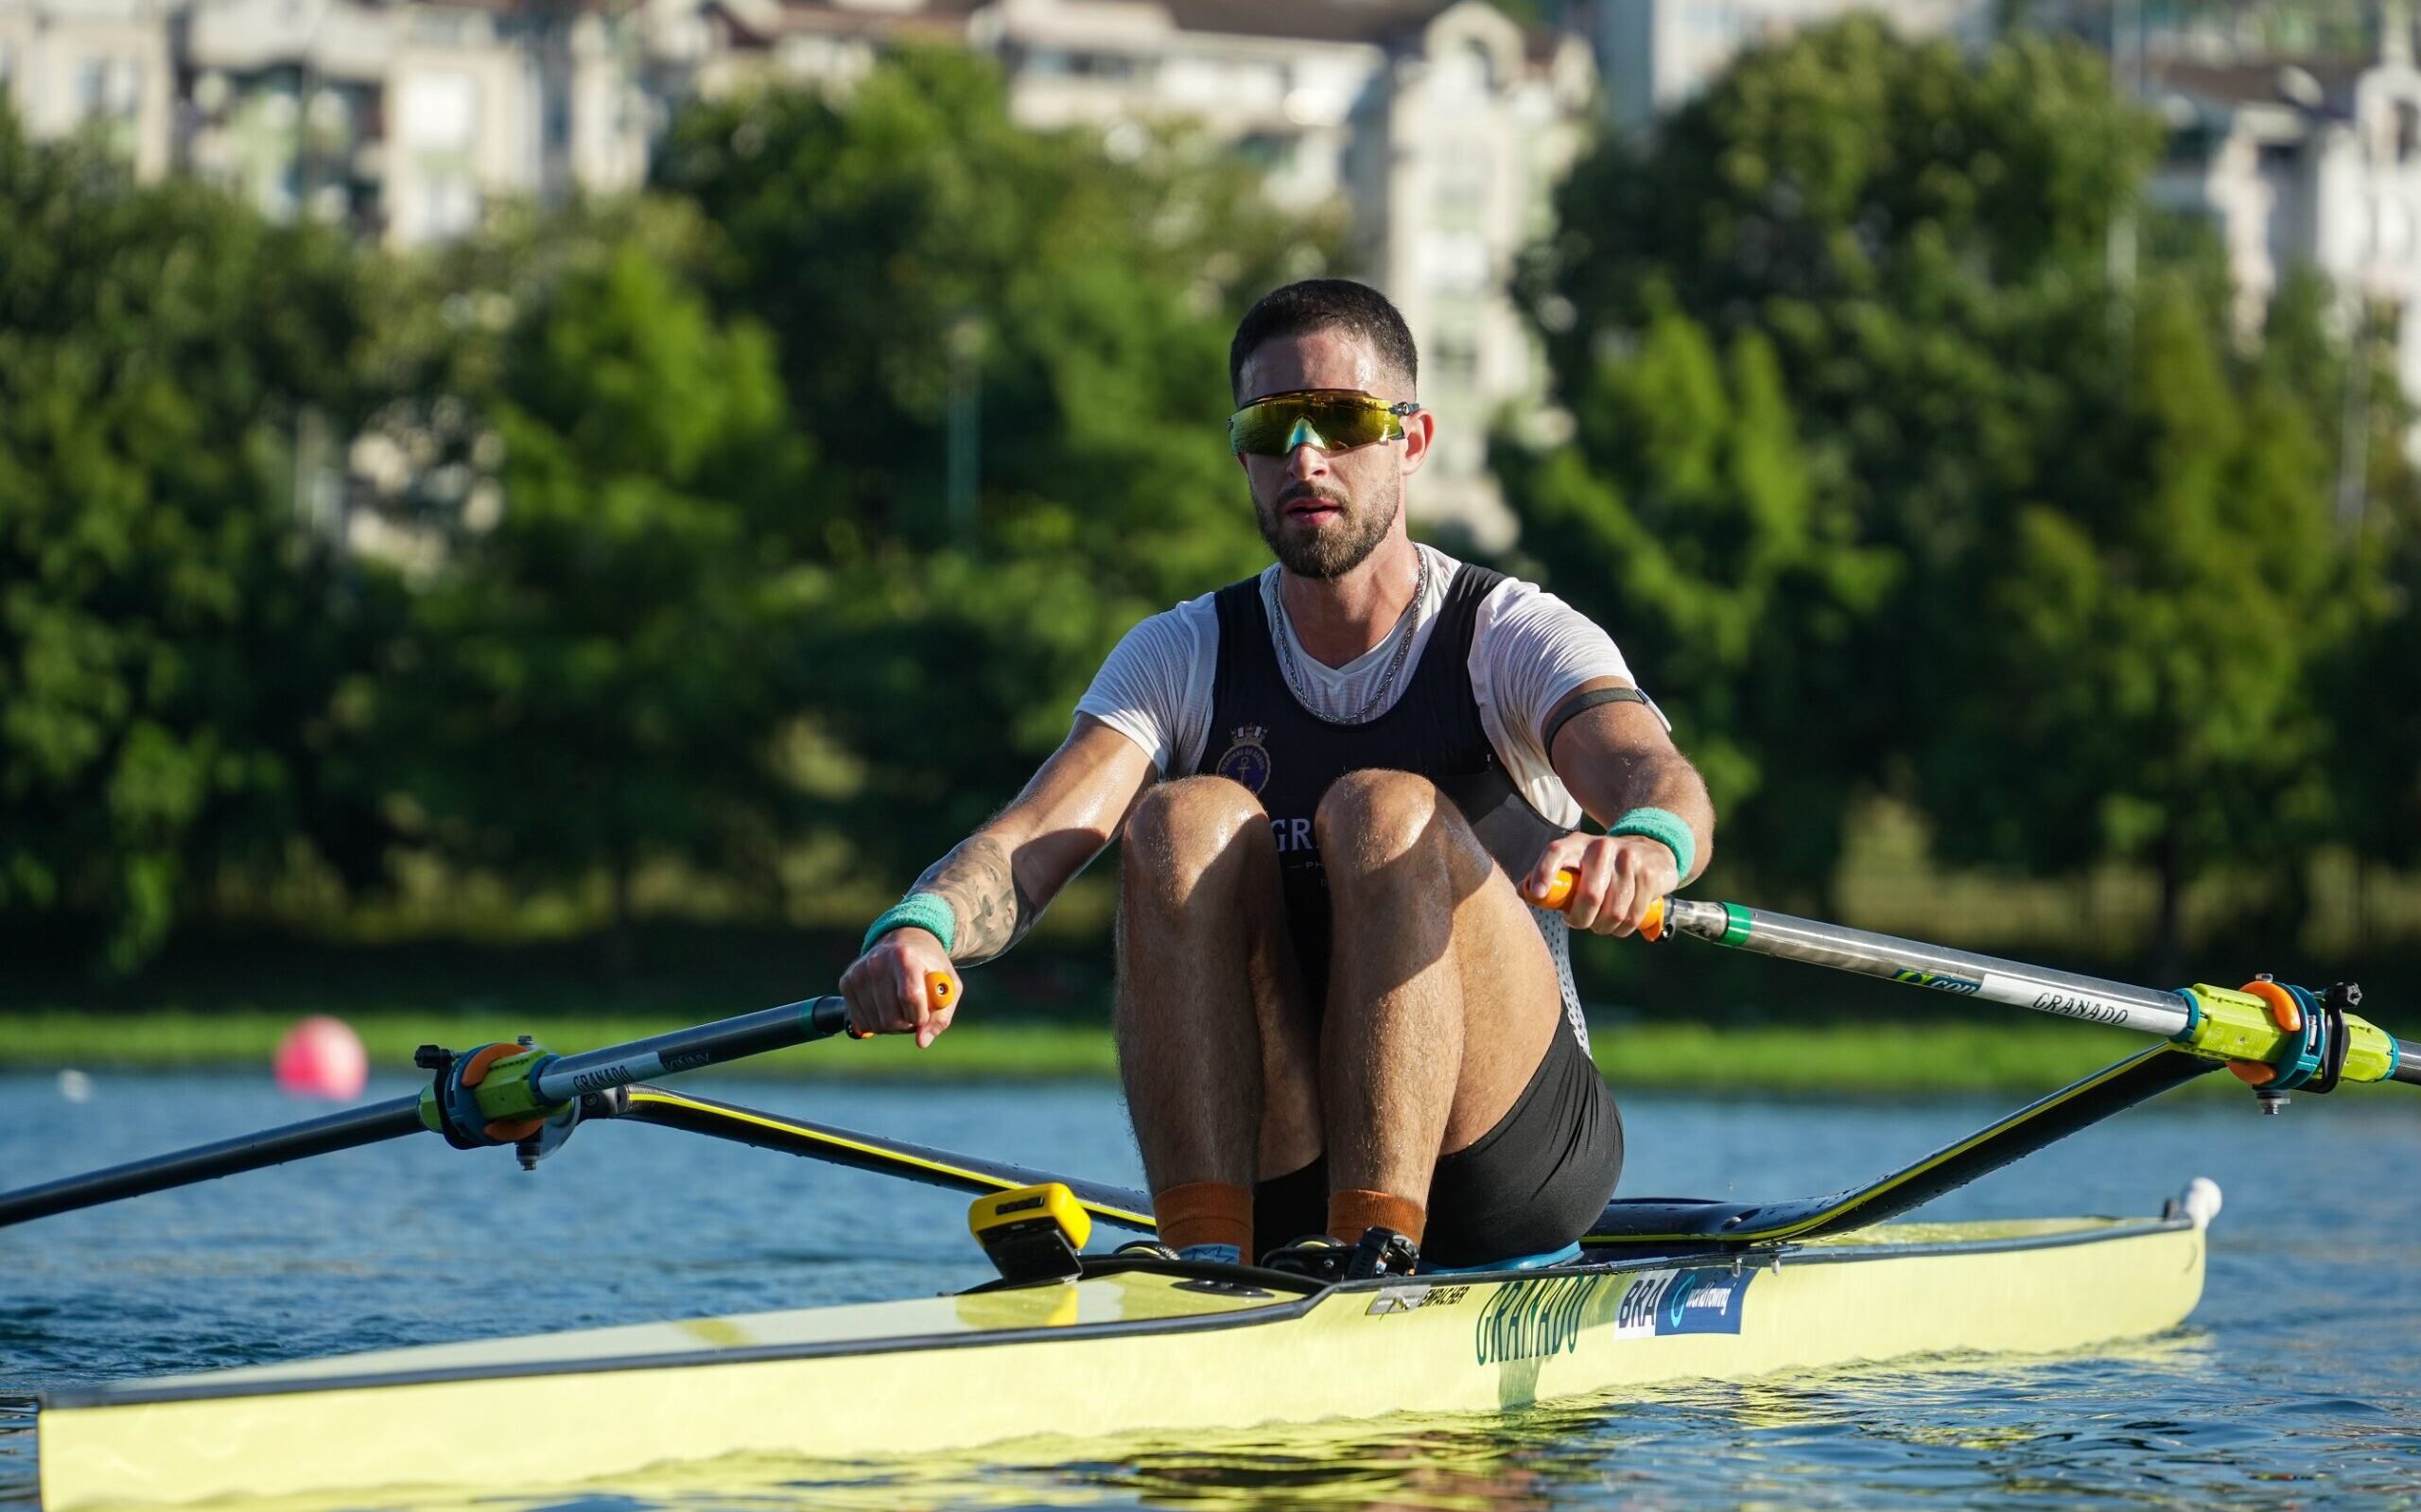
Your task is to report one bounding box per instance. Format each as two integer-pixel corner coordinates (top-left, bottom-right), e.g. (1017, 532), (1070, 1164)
(1228, 279), (1419, 400)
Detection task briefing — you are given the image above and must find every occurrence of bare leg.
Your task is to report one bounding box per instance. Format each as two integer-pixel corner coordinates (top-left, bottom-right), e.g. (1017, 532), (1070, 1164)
(1115, 777), (1321, 1197)
(1313, 770), (1565, 1210)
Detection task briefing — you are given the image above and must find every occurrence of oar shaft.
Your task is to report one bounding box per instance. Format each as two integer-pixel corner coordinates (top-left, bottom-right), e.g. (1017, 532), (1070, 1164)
(1661, 899), (2196, 1037)
(533, 997), (851, 1102)
(0, 1095), (427, 1228)
(0, 998), (862, 1232)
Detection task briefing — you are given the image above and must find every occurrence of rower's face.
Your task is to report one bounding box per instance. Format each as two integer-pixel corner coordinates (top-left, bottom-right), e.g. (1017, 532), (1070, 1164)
(1235, 330), (1433, 580)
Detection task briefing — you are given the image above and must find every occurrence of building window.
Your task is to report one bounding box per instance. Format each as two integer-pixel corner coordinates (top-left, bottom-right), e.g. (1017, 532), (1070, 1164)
(415, 174), (480, 242)
(75, 58), (141, 123)
(401, 71), (479, 151)
(1434, 330), (1480, 390)
(1686, 3), (1745, 38)
(1419, 230), (1490, 297)
(1236, 130), (1299, 174)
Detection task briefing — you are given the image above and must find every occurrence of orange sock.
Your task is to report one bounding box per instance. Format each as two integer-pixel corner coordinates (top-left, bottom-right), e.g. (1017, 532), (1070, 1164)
(1154, 1180), (1253, 1260)
(1328, 1189), (1426, 1247)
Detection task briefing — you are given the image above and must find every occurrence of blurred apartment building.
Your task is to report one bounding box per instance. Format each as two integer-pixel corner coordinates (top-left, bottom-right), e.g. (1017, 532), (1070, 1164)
(1594, 0), (1993, 128)
(662, 0), (1604, 543)
(23, 0), (2421, 528)
(0, 0), (651, 242)
(0, 0), (1594, 543)
(2134, 14), (2421, 461)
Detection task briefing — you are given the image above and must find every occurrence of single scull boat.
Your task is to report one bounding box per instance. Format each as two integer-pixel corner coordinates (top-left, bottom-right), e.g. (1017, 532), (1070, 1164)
(9, 894), (2414, 1510)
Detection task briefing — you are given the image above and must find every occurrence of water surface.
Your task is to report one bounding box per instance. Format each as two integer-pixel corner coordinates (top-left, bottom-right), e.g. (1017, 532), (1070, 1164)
(4, 1069), (2416, 1508)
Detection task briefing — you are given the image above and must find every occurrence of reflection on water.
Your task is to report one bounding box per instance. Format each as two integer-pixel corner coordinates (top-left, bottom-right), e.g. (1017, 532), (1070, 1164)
(3, 1073), (2419, 1510)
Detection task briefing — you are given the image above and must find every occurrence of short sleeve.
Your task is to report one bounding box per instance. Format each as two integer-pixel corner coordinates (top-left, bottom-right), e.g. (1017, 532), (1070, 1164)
(1468, 579), (1653, 828)
(1482, 584), (1651, 749)
(1072, 595), (1219, 776)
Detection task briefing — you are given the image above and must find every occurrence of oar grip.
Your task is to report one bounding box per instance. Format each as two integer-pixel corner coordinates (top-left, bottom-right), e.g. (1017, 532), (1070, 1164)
(1533, 869), (1668, 940)
(838, 971), (959, 1041)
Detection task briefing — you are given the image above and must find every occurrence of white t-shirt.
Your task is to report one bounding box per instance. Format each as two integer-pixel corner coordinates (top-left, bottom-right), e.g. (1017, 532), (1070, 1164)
(1073, 544), (1652, 826)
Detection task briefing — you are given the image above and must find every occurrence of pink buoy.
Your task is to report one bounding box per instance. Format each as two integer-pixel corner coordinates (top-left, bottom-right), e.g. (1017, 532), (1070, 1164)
(274, 1016), (369, 1101)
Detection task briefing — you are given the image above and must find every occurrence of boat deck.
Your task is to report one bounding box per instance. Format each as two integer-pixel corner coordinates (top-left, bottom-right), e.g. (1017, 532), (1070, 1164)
(40, 1210), (2210, 1511)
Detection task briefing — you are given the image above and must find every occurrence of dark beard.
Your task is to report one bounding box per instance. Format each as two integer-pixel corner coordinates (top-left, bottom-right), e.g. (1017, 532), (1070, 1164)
(1254, 480), (1400, 580)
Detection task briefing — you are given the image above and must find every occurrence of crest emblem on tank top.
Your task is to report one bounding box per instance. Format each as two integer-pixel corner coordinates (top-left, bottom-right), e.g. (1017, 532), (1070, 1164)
(1212, 724), (1272, 793)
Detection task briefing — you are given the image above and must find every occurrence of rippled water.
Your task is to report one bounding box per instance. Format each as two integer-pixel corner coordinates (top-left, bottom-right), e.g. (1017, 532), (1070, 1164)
(4, 1067), (2418, 1508)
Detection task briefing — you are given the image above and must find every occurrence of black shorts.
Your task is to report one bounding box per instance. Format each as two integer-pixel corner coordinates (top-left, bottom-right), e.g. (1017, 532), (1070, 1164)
(1253, 1023), (1624, 1269)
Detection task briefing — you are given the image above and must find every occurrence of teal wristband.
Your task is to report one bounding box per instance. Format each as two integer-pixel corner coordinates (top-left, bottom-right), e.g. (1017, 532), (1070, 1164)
(862, 893), (957, 956)
(1609, 807), (1695, 879)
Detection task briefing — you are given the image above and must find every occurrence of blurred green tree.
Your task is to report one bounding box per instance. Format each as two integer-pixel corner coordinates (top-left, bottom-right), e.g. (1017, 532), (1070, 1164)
(370, 228), (813, 949)
(1493, 305), (1894, 896)
(1512, 19), (2160, 895)
(1908, 279), (2347, 968)
(653, 49), (1334, 875)
(1508, 18), (2375, 947)
(0, 112), (393, 969)
(2318, 302), (2421, 899)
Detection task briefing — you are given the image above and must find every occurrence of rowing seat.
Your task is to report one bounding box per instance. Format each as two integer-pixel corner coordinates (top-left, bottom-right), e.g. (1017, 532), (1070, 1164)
(1428, 1241), (1583, 1275)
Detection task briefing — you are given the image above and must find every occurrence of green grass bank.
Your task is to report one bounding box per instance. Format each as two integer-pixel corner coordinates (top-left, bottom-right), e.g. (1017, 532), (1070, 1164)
(0, 1010), (2157, 1095)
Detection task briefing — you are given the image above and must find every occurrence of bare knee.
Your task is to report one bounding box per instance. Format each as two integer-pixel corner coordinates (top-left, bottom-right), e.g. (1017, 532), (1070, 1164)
(1315, 770), (1447, 878)
(1123, 776), (1273, 913)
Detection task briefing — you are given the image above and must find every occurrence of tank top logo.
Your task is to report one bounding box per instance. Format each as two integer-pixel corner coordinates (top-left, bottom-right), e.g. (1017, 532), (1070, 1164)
(1212, 724), (1272, 794)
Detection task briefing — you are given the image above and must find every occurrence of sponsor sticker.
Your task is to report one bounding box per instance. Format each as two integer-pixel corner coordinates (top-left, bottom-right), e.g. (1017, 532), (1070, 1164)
(1611, 1268), (1754, 1339)
(1980, 972), (2140, 1028)
(1891, 967), (1981, 995)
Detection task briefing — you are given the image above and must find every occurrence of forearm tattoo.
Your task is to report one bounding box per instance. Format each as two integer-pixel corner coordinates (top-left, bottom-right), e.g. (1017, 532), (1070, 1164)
(913, 835), (1037, 965)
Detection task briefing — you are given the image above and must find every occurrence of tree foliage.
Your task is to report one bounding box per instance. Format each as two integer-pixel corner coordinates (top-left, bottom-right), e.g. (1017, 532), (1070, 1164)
(1507, 17), (2394, 946)
(369, 229), (813, 935)
(1494, 306), (1891, 894)
(653, 49), (1331, 869)
(0, 113), (393, 968)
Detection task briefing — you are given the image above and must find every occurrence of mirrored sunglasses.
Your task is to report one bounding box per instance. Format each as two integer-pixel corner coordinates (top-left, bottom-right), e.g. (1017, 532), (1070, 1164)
(1228, 390), (1420, 457)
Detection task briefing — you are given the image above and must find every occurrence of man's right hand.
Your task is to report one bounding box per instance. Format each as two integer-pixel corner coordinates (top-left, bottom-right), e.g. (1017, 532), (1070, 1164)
(842, 928), (960, 1048)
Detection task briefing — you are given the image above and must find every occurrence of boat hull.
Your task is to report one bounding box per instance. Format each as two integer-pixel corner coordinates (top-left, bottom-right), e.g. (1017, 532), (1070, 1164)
(38, 1213), (2207, 1510)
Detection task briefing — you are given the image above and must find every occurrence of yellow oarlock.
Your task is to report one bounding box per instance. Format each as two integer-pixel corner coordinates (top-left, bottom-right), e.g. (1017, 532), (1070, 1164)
(969, 1182), (1092, 1284)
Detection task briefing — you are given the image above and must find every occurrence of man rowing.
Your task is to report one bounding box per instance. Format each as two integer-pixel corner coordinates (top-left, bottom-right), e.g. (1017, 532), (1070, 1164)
(842, 280), (1715, 1275)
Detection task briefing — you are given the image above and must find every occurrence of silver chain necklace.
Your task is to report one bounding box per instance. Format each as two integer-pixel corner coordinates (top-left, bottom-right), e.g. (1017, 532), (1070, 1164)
(1268, 547), (1431, 726)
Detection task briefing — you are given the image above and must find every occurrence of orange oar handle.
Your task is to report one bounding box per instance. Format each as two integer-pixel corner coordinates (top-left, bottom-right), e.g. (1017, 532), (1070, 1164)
(1534, 869), (1667, 941)
(845, 970), (961, 1041)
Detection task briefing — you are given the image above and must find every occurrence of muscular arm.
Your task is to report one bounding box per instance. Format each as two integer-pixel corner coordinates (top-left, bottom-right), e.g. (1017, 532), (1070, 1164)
(1520, 676), (1715, 936)
(910, 714), (1158, 964)
(1542, 677), (1716, 886)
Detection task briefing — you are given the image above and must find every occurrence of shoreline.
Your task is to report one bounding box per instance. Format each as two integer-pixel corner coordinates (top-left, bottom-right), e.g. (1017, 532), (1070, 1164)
(0, 1012), (2167, 1094)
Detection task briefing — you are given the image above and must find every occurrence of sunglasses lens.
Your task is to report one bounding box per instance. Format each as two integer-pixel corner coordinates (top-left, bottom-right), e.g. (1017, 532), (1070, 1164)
(1229, 395), (1402, 456)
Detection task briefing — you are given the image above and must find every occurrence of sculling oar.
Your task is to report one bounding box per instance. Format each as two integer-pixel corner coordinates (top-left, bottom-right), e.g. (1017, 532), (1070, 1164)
(1541, 872), (2420, 1101)
(0, 972), (956, 1229)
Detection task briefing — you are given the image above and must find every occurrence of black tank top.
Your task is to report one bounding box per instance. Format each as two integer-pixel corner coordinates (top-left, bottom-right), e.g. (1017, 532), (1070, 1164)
(1190, 561), (1584, 1037)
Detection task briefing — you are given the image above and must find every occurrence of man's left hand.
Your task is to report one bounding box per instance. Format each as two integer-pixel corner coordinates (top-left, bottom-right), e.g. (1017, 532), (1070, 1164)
(1524, 832), (1678, 937)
